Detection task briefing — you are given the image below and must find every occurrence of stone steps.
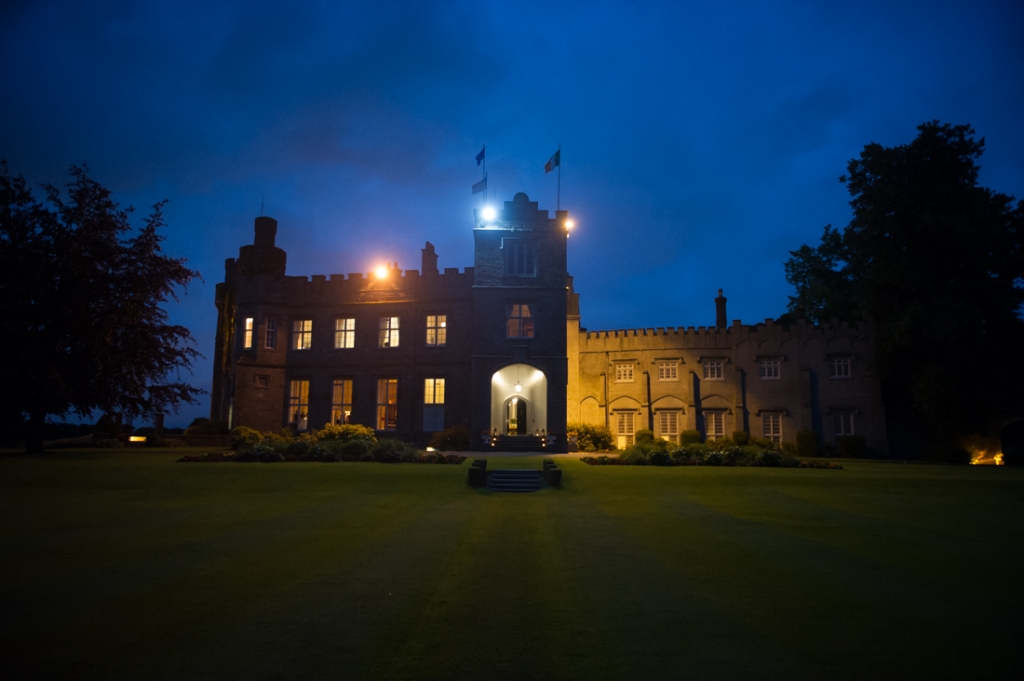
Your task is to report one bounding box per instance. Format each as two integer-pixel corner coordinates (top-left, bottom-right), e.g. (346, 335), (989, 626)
(488, 469), (543, 493)
(491, 435), (543, 452)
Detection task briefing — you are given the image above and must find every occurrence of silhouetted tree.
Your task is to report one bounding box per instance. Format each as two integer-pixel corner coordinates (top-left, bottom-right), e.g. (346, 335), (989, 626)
(0, 162), (201, 452)
(785, 122), (1024, 452)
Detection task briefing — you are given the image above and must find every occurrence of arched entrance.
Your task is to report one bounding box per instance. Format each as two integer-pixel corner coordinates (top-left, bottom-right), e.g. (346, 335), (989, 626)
(504, 396), (528, 435)
(490, 364), (547, 436)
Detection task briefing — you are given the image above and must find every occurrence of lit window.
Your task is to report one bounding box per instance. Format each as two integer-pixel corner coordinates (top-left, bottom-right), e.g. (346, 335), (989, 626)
(334, 318), (355, 349)
(292, 320), (312, 350)
(376, 378), (398, 430)
(504, 239), (536, 276)
(763, 413), (782, 444)
(243, 317), (254, 349)
(703, 360), (724, 380)
(658, 412), (679, 441)
(506, 304), (534, 338)
(834, 412), (855, 436)
(423, 378), (445, 432)
(615, 363), (634, 382)
(379, 317), (400, 348)
(705, 412), (725, 440)
(426, 315), (447, 346)
(288, 380), (309, 430)
(760, 359), (780, 380)
(265, 319), (277, 349)
(331, 379), (353, 425)
(657, 362), (678, 381)
(829, 358), (852, 379)
(615, 412), (635, 448)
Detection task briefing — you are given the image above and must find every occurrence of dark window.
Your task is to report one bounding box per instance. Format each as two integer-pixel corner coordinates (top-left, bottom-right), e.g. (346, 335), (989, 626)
(504, 239), (536, 277)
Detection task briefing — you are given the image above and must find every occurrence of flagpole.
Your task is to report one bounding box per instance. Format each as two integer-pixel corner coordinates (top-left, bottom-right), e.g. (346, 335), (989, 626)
(557, 143), (561, 211)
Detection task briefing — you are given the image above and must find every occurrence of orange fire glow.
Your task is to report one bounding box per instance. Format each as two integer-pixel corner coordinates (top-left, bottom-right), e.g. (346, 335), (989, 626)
(969, 448), (1004, 465)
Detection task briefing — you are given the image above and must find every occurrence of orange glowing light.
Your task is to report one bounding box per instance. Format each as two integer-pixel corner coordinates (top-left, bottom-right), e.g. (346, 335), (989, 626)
(375, 266), (388, 279)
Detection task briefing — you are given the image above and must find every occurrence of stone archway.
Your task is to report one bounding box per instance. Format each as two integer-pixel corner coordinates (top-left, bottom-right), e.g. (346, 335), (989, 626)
(490, 364), (547, 435)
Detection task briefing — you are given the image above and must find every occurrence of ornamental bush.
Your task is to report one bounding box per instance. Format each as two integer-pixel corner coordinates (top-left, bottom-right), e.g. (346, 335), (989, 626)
(230, 426), (262, 450)
(680, 430), (702, 444)
(311, 423), (376, 443)
(428, 425), (471, 451)
(635, 429), (655, 444)
(567, 422), (615, 451)
(732, 431), (750, 445)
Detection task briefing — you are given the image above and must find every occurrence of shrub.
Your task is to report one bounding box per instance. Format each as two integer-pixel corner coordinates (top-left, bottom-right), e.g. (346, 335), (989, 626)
(312, 422), (376, 443)
(339, 439), (372, 461)
(648, 449), (673, 466)
(680, 430), (702, 444)
(231, 426), (263, 450)
(285, 440), (310, 459)
(795, 430), (818, 458)
(782, 441), (796, 455)
(635, 429), (655, 444)
(732, 431), (750, 446)
(750, 437), (778, 450)
(567, 422), (615, 451)
(673, 443), (709, 464)
(836, 435), (867, 459)
(704, 452), (724, 466)
(428, 425), (471, 451)
(755, 450), (783, 467)
(371, 439), (419, 463)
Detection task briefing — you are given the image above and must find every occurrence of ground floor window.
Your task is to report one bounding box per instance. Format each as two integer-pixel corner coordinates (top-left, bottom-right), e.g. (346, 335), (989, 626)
(763, 413), (782, 444)
(658, 412), (679, 441)
(423, 378), (445, 431)
(288, 379), (309, 430)
(834, 412), (855, 437)
(705, 411), (725, 440)
(377, 378), (398, 430)
(616, 412), (635, 448)
(331, 379), (353, 425)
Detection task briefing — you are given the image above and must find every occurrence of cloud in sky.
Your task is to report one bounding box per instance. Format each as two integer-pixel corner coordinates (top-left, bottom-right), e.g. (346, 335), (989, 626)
(2, 0), (1022, 425)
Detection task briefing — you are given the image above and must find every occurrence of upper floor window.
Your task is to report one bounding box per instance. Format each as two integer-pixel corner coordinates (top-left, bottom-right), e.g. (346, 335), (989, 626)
(760, 359), (780, 380)
(426, 315), (447, 346)
(506, 304), (534, 338)
(265, 319), (277, 350)
(615, 363), (634, 382)
(379, 317), (400, 348)
(334, 318), (355, 349)
(657, 362), (678, 381)
(292, 320), (312, 350)
(703, 360), (724, 380)
(829, 357), (852, 379)
(504, 239), (536, 277)
(243, 318), (254, 349)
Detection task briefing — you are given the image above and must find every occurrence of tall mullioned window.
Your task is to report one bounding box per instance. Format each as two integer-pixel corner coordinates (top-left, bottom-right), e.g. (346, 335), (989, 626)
(763, 413), (782, 444)
(705, 412), (725, 440)
(423, 378), (445, 432)
(506, 304), (534, 338)
(703, 360), (724, 380)
(829, 357), (852, 379)
(265, 319), (277, 349)
(334, 318), (355, 349)
(331, 379), (353, 425)
(377, 378), (398, 430)
(426, 315), (447, 346)
(657, 362), (678, 381)
(834, 412), (855, 436)
(658, 412), (679, 441)
(615, 363), (634, 382)
(504, 239), (536, 277)
(288, 380), (309, 430)
(292, 320), (312, 350)
(760, 359), (780, 380)
(379, 317), (400, 348)
(615, 412), (635, 448)
(243, 318), (254, 349)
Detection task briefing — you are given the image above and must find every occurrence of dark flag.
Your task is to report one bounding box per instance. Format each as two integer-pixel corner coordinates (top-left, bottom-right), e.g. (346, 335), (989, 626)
(544, 149), (560, 173)
(476, 146), (485, 166)
(472, 176), (487, 194)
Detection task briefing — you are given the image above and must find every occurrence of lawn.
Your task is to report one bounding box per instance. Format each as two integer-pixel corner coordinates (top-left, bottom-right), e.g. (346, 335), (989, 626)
(1, 450), (1021, 680)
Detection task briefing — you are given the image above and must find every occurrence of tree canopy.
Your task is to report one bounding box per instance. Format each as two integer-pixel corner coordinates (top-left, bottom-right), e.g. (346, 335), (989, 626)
(0, 162), (202, 451)
(785, 122), (1024, 449)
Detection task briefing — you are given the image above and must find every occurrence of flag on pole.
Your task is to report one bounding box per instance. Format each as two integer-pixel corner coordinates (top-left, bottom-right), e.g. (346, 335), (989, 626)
(544, 149), (560, 173)
(476, 145), (485, 166)
(472, 176), (487, 194)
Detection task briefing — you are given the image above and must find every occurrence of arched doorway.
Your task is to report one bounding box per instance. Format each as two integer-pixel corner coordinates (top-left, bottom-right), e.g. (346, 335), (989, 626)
(504, 396), (528, 435)
(490, 364), (547, 436)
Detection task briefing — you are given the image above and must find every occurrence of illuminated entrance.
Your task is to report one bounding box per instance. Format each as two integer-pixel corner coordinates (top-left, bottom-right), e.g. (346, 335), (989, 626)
(490, 364), (547, 435)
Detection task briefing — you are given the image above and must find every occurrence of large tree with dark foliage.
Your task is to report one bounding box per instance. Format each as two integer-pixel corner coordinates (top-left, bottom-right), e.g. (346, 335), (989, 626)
(0, 162), (201, 451)
(786, 122), (1024, 454)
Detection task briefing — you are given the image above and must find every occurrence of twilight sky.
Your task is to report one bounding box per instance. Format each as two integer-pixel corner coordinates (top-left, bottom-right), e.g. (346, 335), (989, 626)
(3, 0), (1022, 426)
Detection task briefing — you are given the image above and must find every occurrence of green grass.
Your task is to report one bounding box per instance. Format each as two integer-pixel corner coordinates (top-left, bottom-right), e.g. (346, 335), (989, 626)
(1, 450), (1022, 680)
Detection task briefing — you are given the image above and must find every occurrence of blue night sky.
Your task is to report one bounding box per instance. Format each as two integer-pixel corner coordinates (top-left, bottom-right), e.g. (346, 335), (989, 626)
(3, 0), (1022, 426)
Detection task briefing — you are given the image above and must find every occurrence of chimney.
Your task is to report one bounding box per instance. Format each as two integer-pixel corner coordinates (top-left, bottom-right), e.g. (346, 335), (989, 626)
(715, 289), (727, 329)
(421, 242), (438, 274)
(254, 216), (278, 248)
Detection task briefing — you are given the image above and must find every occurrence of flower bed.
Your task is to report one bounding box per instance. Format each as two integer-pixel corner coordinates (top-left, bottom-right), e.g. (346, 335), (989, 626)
(580, 435), (842, 469)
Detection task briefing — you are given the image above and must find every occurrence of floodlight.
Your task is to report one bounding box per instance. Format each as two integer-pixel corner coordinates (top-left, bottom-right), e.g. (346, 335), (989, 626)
(375, 266), (388, 279)
(481, 206), (497, 221)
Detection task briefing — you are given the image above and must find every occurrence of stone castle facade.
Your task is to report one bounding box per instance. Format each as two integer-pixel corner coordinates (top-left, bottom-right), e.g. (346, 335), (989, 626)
(212, 193), (887, 454)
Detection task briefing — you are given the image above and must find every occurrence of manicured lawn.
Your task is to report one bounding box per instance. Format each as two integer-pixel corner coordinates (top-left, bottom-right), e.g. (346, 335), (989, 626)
(1, 450), (1021, 680)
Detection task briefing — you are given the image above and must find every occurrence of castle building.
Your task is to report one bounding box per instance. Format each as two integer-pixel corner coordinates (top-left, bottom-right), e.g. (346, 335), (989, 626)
(212, 192), (887, 454)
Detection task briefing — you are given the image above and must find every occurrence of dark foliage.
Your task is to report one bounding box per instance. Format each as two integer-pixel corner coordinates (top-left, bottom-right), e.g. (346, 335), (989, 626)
(796, 430), (819, 458)
(785, 123), (1024, 448)
(0, 162), (202, 452)
(428, 424), (472, 451)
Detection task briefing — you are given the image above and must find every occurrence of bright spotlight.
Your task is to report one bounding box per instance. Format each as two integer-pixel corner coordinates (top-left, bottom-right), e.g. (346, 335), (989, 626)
(566, 219), (575, 230)
(481, 206), (497, 221)
(375, 266), (388, 279)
